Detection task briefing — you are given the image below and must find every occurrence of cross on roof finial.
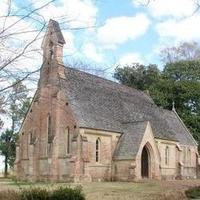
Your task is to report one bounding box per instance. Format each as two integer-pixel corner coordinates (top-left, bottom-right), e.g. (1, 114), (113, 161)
(172, 101), (176, 111)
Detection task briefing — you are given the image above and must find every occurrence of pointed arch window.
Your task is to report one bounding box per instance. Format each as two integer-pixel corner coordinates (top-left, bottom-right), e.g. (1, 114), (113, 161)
(47, 114), (52, 143)
(188, 148), (191, 166)
(96, 138), (100, 163)
(29, 131), (34, 145)
(165, 146), (169, 165)
(66, 127), (70, 154)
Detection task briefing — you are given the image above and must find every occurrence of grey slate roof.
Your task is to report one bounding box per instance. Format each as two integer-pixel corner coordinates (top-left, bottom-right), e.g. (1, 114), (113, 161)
(60, 67), (197, 159)
(114, 121), (148, 159)
(49, 19), (66, 44)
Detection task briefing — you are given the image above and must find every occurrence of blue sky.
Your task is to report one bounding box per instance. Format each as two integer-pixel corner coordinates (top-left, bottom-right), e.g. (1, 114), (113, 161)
(63, 0), (200, 69)
(2, 0), (200, 76)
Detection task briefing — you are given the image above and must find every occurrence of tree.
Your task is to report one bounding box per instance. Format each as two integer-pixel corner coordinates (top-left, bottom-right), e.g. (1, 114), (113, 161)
(7, 82), (30, 132)
(0, 129), (18, 177)
(0, 0), (100, 135)
(0, 0), (99, 93)
(160, 42), (200, 64)
(163, 60), (200, 143)
(0, 81), (31, 176)
(164, 60), (200, 81)
(114, 63), (160, 90)
(0, 0), (57, 93)
(0, 0), (55, 132)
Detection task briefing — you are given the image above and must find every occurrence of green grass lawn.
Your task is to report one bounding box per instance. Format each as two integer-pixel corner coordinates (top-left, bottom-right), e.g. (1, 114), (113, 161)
(1, 178), (200, 199)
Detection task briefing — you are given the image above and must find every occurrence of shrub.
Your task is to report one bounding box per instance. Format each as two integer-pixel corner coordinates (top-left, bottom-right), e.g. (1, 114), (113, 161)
(0, 185), (85, 200)
(20, 188), (49, 200)
(0, 190), (20, 200)
(50, 186), (85, 200)
(185, 186), (200, 199)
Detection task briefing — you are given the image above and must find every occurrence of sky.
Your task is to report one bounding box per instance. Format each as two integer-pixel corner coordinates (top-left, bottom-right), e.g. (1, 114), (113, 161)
(1, 0), (200, 170)
(2, 0), (200, 74)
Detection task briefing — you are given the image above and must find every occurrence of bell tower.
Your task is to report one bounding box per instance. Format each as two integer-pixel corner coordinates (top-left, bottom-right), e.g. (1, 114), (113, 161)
(42, 19), (66, 64)
(39, 19), (66, 86)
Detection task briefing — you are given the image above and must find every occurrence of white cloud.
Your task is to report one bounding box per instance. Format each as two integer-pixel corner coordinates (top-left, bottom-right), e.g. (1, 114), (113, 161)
(62, 0), (97, 28)
(156, 15), (200, 41)
(0, 4), (76, 68)
(82, 43), (103, 62)
(133, 0), (196, 18)
(0, 15), (43, 68)
(118, 53), (143, 65)
(0, 2), (75, 91)
(31, 0), (98, 28)
(97, 13), (150, 49)
(1, 0), (10, 16)
(62, 31), (76, 55)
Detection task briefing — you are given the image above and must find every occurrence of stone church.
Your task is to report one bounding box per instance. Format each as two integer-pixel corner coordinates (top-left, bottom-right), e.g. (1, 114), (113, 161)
(15, 19), (199, 182)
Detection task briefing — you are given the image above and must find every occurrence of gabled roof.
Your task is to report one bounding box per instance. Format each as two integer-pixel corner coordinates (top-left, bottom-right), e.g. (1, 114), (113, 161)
(60, 67), (197, 150)
(114, 121), (148, 160)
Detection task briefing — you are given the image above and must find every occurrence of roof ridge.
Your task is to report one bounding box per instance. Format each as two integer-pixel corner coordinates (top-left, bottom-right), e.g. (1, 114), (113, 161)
(121, 121), (148, 124)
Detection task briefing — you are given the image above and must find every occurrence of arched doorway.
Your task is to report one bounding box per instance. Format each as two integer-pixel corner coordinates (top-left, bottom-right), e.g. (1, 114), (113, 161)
(141, 146), (149, 178)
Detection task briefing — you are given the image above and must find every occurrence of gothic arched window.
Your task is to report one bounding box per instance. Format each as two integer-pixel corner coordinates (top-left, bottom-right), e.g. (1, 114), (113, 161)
(96, 138), (100, 162)
(66, 127), (70, 154)
(188, 148), (191, 166)
(165, 146), (169, 165)
(29, 131), (33, 144)
(47, 114), (52, 143)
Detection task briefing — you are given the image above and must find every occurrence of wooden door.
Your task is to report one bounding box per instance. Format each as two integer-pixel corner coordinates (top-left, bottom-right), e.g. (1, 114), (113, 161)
(141, 146), (149, 178)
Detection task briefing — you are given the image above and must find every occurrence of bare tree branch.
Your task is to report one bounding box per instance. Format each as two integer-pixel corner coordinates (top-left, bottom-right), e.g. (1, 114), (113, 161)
(0, 23), (46, 71)
(0, 0), (104, 104)
(0, 68), (41, 93)
(0, 0), (54, 35)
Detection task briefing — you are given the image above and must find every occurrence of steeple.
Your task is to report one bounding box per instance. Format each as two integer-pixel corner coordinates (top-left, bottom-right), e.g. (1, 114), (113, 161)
(41, 19), (66, 64)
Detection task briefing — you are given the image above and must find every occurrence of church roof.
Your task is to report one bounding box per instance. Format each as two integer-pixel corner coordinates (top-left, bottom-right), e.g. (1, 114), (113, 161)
(60, 67), (197, 158)
(114, 121), (148, 159)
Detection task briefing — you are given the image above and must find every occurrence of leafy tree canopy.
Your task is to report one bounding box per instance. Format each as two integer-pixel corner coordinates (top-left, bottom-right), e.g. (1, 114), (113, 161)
(114, 63), (160, 91)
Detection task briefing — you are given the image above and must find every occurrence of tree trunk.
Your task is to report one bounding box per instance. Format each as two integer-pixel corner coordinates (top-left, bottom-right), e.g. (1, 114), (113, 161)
(4, 154), (8, 177)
